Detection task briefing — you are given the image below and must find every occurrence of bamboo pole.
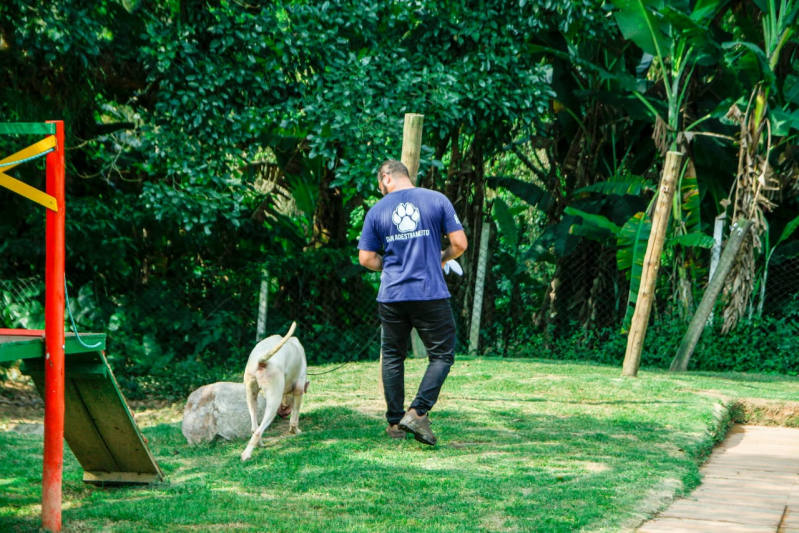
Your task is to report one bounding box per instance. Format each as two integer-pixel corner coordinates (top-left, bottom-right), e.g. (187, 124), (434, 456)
(622, 151), (683, 377)
(670, 220), (752, 372)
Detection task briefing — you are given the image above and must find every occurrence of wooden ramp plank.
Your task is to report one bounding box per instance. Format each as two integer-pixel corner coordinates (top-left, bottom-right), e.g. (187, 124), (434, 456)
(75, 375), (160, 473)
(21, 343), (162, 485)
(30, 376), (120, 472)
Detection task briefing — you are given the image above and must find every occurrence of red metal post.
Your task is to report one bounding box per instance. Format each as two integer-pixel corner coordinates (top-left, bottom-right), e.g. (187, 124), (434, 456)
(42, 120), (65, 532)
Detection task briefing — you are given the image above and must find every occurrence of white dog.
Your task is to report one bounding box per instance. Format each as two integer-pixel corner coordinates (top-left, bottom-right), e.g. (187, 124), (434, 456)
(240, 321), (308, 461)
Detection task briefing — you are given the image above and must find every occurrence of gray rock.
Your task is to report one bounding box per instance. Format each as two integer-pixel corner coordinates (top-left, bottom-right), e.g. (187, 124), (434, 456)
(9, 423), (44, 436)
(182, 382), (265, 444)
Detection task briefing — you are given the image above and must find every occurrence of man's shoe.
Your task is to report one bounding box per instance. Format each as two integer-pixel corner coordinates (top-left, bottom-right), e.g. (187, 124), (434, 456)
(386, 424), (406, 440)
(398, 409), (437, 446)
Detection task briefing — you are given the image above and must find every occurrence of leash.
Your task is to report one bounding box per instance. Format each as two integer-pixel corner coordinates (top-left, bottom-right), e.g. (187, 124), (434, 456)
(64, 276), (102, 349)
(307, 325), (381, 376)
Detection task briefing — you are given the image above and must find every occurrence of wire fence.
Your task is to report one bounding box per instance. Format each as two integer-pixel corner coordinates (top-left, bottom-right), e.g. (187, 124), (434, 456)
(2, 229), (799, 380)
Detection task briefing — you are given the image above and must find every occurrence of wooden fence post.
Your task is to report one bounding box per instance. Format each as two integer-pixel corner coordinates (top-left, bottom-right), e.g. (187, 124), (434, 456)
(670, 220), (752, 372)
(400, 113), (427, 359)
(256, 270), (269, 343)
(468, 220), (491, 354)
(621, 151), (683, 377)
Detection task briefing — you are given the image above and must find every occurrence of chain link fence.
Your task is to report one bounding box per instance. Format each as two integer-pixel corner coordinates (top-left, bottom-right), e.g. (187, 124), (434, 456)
(2, 228), (799, 387)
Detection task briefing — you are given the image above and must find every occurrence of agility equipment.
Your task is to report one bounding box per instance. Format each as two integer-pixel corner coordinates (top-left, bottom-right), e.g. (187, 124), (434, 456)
(0, 122), (162, 532)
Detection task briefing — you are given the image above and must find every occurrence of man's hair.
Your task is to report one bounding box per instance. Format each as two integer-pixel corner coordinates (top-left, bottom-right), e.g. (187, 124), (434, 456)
(377, 159), (409, 180)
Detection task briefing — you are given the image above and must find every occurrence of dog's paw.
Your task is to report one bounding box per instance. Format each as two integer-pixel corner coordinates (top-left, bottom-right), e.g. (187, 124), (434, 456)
(240, 450), (252, 461)
(289, 426), (302, 435)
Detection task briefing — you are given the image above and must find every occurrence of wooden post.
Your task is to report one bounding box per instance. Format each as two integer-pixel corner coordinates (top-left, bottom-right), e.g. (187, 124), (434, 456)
(400, 113), (427, 359)
(622, 151), (682, 377)
(468, 220), (491, 354)
(379, 113), (426, 398)
(401, 114), (424, 182)
(707, 213), (726, 325)
(670, 220), (752, 372)
(43, 120), (65, 532)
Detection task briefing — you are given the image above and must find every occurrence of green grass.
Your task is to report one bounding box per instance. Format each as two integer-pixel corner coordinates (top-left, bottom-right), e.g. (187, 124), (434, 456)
(2, 357), (799, 532)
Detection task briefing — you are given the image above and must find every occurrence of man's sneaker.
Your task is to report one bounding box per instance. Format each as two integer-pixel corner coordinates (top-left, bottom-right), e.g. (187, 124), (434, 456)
(386, 424), (406, 440)
(398, 409), (437, 446)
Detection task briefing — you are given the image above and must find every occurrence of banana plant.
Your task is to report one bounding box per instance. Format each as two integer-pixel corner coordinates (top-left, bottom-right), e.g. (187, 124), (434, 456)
(721, 0), (799, 331)
(566, 199), (714, 332)
(566, 206), (650, 332)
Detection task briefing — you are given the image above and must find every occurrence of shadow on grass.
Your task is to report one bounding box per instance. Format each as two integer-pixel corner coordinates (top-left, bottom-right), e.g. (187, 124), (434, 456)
(1, 403), (708, 533)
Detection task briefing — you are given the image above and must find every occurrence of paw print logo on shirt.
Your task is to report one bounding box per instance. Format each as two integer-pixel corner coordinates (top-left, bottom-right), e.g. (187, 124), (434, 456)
(392, 202), (421, 233)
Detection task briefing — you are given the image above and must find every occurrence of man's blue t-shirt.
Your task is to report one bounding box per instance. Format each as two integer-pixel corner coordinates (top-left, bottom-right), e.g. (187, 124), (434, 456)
(358, 188), (463, 303)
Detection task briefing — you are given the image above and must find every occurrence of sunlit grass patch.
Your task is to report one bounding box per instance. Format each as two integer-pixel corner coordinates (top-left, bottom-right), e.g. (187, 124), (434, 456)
(2, 357), (799, 532)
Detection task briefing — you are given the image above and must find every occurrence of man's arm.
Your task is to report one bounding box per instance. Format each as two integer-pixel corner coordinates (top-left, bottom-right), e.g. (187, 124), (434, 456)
(359, 250), (383, 272)
(441, 229), (468, 267)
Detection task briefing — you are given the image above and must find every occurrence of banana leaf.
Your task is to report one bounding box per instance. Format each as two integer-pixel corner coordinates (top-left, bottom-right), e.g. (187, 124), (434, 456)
(564, 206), (622, 241)
(668, 233), (715, 248)
(486, 176), (551, 211)
(574, 177), (653, 197)
(493, 197), (518, 249)
(680, 171), (701, 233)
(617, 212), (652, 332)
(611, 0), (673, 58)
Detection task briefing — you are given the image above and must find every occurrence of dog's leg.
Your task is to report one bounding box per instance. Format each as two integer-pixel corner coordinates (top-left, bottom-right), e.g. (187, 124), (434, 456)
(244, 375), (259, 434)
(241, 379), (283, 461)
(288, 384), (305, 435)
(277, 393), (292, 419)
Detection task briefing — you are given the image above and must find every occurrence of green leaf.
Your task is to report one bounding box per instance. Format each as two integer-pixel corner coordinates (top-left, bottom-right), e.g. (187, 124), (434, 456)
(486, 176), (551, 211)
(493, 198), (518, 250)
(616, 212), (652, 332)
(776, 213), (799, 247)
(565, 207), (622, 238)
(769, 106), (799, 136)
(574, 178), (653, 197)
(785, 74), (799, 105)
(691, 0), (730, 23)
(681, 172), (701, 233)
(669, 233), (715, 248)
(611, 0), (673, 58)
(722, 41), (775, 83)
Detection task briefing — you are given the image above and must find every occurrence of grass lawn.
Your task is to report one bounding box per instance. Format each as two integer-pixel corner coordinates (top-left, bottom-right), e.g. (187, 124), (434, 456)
(2, 357), (799, 532)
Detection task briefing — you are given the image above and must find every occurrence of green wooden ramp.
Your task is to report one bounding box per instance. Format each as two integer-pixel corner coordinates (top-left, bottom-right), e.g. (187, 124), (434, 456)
(0, 332), (163, 485)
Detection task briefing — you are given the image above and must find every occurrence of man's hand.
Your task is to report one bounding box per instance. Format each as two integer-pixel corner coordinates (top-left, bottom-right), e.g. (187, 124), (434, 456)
(441, 230), (468, 268)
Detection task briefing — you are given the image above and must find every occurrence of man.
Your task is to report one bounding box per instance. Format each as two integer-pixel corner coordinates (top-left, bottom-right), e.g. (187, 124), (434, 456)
(358, 159), (467, 445)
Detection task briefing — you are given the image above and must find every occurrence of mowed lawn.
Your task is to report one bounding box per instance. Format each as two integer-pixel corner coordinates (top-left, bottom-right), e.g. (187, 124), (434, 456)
(2, 357), (799, 532)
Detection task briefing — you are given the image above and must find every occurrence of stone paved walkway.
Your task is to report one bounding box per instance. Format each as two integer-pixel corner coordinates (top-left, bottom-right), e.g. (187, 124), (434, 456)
(640, 425), (799, 533)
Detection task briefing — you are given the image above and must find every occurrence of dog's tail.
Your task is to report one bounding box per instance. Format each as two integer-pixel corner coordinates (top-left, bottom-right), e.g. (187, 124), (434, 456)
(258, 321), (297, 364)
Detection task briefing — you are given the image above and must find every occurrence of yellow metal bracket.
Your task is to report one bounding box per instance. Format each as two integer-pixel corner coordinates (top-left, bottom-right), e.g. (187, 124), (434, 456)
(0, 136), (59, 211)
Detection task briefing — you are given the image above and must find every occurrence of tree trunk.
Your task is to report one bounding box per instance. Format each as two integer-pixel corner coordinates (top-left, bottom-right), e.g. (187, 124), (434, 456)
(670, 220), (753, 371)
(622, 151), (682, 377)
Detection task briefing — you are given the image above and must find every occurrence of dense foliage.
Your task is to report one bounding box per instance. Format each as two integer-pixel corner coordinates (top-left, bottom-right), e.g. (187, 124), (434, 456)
(1, 0), (798, 395)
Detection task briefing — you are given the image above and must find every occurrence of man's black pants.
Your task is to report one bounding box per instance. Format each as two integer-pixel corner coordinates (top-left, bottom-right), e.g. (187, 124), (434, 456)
(378, 299), (456, 425)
